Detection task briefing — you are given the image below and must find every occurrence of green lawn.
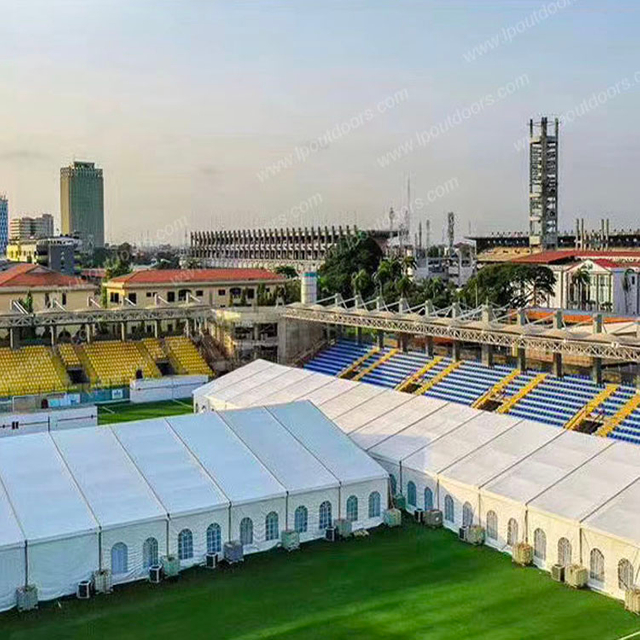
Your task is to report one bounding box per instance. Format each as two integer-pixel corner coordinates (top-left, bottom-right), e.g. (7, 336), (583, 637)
(98, 399), (193, 425)
(3, 523), (639, 640)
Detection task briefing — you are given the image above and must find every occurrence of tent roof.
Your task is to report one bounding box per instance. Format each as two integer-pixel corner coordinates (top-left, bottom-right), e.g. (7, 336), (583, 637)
(294, 377), (355, 407)
(111, 418), (230, 517)
(350, 395), (447, 451)
(219, 407), (339, 494)
(316, 382), (386, 421)
(0, 481), (24, 551)
(207, 363), (291, 405)
(194, 358), (272, 398)
(266, 402), (388, 484)
(165, 413), (286, 505)
(585, 477), (640, 545)
(333, 389), (413, 434)
(257, 371), (335, 406)
(483, 429), (611, 504)
(529, 441), (640, 522)
(0, 433), (98, 543)
(52, 428), (166, 530)
(242, 368), (314, 407)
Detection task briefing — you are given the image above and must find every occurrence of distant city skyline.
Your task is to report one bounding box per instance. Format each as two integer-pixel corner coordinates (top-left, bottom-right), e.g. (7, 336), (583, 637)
(0, 0), (639, 244)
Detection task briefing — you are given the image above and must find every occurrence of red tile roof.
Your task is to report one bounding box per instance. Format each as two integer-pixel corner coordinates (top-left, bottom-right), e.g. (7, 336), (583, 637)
(0, 263), (92, 288)
(108, 268), (286, 285)
(513, 249), (640, 265)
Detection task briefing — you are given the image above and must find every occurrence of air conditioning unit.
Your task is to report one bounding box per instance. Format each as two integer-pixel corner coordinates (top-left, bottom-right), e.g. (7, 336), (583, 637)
(413, 508), (424, 524)
(625, 588), (640, 614)
(205, 552), (218, 569)
(551, 564), (565, 582)
(16, 585), (38, 611)
(325, 526), (338, 542)
(161, 554), (181, 578)
(383, 508), (402, 528)
(149, 564), (163, 583)
(512, 542), (533, 566)
(393, 493), (406, 510)
(458, 526), (467, 540)
(334, 518), (352, 539)
(459, 525), (484, 545)
(223, 541), (244, 564)
(423, 509), (443, 528)
(281, 529), (300, 552)
(93, 569), (112, 594)
(76, 580), (91, 600)
(565, 564), (588, 588)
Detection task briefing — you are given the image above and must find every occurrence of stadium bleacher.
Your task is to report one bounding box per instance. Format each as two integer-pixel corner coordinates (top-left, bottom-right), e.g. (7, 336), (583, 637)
(164, 336), (212, 377)
(0, 346), (70, 397)
(303, 339), (640, 445)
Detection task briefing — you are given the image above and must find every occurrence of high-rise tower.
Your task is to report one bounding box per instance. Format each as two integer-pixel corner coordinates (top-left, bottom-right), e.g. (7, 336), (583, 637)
(60, 161), (104, 248)
(529, 117), (559, 251)
(0, 195), (8, 256)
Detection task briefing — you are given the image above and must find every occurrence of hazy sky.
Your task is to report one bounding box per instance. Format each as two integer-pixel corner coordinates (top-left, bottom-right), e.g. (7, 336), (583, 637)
(0, 0), (638, 245)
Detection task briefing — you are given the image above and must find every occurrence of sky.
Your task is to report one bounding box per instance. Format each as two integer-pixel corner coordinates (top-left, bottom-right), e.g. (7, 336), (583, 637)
(0, 0), (638, 245)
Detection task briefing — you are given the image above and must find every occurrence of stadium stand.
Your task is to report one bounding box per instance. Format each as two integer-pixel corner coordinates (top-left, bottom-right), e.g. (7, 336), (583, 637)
(80, 341), (161, 386)
(303, 340), (640, 445)
(0, 346), (69, 396)
(57, 343), (82, 368)
(164, 336), (212, 376)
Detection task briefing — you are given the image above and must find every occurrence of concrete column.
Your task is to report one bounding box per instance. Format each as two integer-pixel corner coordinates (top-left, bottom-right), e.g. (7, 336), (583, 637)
(553, 352), (563, 378)
(356, 327), (363, 344)
(87, 324), (93, 343)
(377, 330), (384, 348)
(517, 347), (527, 371)
(154, 320), (161, 338)
(481, 343), (494, 367)
(591, 357), (603, 385)
(425, 336), (434, 357)
(401, 335), (409, 353)
(9, 328), (19, 349)
(451, 341), (461, 361)
(120, 322), (127, 341)
(50, 325), (56, 346)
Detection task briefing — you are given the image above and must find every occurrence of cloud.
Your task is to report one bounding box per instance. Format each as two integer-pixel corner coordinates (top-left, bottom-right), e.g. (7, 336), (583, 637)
(0, 149), (51, 163)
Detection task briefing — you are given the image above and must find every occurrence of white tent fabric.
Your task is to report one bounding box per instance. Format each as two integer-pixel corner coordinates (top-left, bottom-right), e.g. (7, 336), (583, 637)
(257, 371), (335, 406)
(332, 389), (412, 434)
(316, 382), (386, 421)
(241, 368), (314, 407)
(0, 482), (25, 612)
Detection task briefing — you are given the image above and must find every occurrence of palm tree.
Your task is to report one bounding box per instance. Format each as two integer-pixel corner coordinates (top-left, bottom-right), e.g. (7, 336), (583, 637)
(401, 254), (417, 276)
(351, 269), (370, 297)
(374, 259), (393, 295)
(571, 267), (591, 309)
(397, 275), (413, 299)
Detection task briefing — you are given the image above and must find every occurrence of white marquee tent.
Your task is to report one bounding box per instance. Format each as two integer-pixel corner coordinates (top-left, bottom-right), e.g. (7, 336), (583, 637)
(0, 401), (388, 611)
(196, 360), (640, 600)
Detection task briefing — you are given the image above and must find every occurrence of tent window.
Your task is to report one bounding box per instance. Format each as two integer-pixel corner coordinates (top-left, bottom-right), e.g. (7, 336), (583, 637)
(178, 529), (194, 560)
(558, 537), (572, 566)
(294, 506), (308, 533)
(368, 491), (381, 518)
(486, 511), (498, 540)
(424, 487), (433, 511)
(389, 474), (397, 495)
(319, 501), (332, 530)
(207, 523), (222, 554)
(111, 542), (128, 574)
(142, 537), (158, 569)
(533, 529), (546, 560)
(507, 518), (518, 546)
(444, 495), (454, 522)
(407, 481), (417, 507)
(462, 502), (473, 527)
(265, 512), (279, 541)
(346, 495), (358, 522)
(240, 517), (254, 545)
(590, 548), (605, 583)
(618, 559), (634, 590)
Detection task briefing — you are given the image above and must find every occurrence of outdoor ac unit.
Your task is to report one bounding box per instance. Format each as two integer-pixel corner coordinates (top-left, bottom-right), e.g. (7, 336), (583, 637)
(565, 564), (588, 588)
(93, 569), (112, 594)
(459, 525), (484, 545)
(205, 552), (218, 569)
(334, 518), (352, 539)
(281, 529), (300, 552)
(223, 541), (244, 564)
(423, 509), (443, 528)
(625, 588), (640, 614)
(413, 508), (424, 524)
(551, 564), (565, 582)
(393, 493), (406, 510)
(161, 554), (181, 578)
(16, 585), (38, 611)
(325, 526), (338, 542)
(149, 564), (163, 584)
(512, 542), (533, 566)
(459, 526), (467, 540)
(76, 580), (91, 600)
(383, 508), (402, 528)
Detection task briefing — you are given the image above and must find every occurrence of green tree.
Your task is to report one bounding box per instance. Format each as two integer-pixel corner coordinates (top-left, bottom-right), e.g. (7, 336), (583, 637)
(351, 268), (371, 297)
(274, 265), (298, 279)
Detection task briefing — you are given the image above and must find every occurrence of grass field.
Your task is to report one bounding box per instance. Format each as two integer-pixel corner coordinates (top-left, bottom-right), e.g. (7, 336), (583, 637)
(97, 399), (193, 425)
(3, 522), (639, 640)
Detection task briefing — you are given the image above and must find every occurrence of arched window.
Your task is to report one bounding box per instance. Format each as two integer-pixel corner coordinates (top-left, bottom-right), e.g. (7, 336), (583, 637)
(590, 548), (605, 583)
(346, 495), (358, 522)
(389, 474), (397, 495)
(618, 559), (634, 590)
(240, 517), (253, 545)
(558, 537), (572, 566)
(319, 501), (332, 530)
(178, 529), (194, 560)
(111, 542), (128, 574)
(533, 529), (546, 561)
(486, 511), (498, 540)
(462, 502), (474, 527)
(407, 481), (417, 507)
(424, 487), (434, 510)
(507, 518), (518, 546)
(265, 512), (279, 541)
(294, 506), (308, 533)
(368, 492), (381, 518)
(444, 495), (454, 522)
(142, 537), (158, 568)
(206, 523), (222, 554)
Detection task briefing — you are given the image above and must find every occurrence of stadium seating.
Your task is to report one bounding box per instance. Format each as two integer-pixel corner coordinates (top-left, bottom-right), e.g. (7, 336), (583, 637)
(79, 341), (161, 386)
(142, 337), (167, 362)
(0, 346), (69, 397)
(57, 343), (82, 368)
(164, 336), (212, 376)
